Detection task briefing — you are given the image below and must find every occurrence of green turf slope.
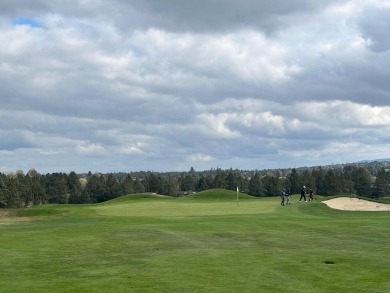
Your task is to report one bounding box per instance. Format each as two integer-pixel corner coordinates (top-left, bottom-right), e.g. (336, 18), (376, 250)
(1, 190), (390, 293)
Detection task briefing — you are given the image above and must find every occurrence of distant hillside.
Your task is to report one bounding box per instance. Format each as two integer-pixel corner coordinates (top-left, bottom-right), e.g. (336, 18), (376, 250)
(358, 158), (390, 163)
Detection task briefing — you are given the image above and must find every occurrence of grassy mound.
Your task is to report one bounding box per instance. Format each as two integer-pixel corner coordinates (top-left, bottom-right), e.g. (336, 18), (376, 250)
(182, 188), (256, 200)
(103, 193), (172, 204)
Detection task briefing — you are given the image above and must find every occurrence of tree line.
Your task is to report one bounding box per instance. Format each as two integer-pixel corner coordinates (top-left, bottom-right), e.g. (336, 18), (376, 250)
(1, 164), (390, 208)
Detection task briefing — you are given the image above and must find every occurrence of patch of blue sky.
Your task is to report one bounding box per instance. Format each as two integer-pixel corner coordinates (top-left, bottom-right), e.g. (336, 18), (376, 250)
(12, 17), (42, 28)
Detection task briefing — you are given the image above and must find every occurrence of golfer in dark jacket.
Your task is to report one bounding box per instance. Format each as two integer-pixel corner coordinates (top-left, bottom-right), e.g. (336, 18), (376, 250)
(280, 190), (285, 206)
(299, 186), (307, 202)
(285, 188), (291, 205)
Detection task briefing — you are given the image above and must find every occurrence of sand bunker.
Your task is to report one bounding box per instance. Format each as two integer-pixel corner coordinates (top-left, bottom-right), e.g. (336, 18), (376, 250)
(323, 197), (390, 211)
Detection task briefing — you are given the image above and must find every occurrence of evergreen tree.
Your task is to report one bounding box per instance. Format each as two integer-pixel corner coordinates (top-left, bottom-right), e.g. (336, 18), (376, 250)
(179, 174), (196, 192)
(351, 167), (372, 196)
(106, 174), (123, 199)
(121, 174), (134, 195)
(2, 177), (23, 208)
(373, 168), (390, 198)
(144, 174), (161, 193)
(287, 168), (300, 194)
(213, 171), (227, 189)
(133, 178), (146, 193)
(196, 175), (213, 191)
(300, 170), (315, 192)
(161, 177), (179, 196)
(86, 174), (107, 203)
(248, 173), (264, 196)
(45, 173), (70, 204)
(312, 167), (326, 195)
(67, 171), (84, 204)
(226, 170), (239, 191)
(263, 175), (280, 197)
(29, 176), (47, 205)
(0, 173), (7, 208)
(323, 169), (340, 196)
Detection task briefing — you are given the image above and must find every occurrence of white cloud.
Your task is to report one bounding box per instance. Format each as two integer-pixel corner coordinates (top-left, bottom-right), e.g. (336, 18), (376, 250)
(297, 101), (390, 126)
(188, 153), (214, 162)
(239, 112), (286, 135)
(120, 143), (146, 155)
(76, 143), (105, 155)
(197, 113), (241, 138)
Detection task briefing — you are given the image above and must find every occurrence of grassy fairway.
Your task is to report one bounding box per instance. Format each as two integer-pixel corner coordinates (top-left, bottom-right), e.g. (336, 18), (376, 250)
(1, 190), (390, 293)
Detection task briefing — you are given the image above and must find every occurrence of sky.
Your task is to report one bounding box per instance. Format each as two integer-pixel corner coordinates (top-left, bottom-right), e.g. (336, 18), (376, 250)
(1, 0), (390, 174)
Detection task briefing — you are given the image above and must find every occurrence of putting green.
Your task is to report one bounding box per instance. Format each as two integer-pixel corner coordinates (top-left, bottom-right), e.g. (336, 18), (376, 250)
(90, 199), (277, 217)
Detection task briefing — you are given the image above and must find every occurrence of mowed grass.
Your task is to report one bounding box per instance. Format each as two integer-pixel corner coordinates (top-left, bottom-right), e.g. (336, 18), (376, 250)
(1, 189), (390, 293)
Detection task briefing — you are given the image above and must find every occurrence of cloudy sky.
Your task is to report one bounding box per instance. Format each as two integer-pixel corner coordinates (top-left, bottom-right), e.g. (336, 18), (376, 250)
(1, 0), (390, 174)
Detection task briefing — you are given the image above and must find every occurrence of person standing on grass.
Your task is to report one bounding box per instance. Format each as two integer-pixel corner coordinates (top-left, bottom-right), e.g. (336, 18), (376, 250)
(285, 188), (291, 205)
(280, 189), (286, 206)
(309, 189), (314, 201)
(299, 186), (307, 202)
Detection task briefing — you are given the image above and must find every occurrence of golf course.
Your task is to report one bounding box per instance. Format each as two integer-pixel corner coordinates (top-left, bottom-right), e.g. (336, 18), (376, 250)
(1, 189), (389, 292)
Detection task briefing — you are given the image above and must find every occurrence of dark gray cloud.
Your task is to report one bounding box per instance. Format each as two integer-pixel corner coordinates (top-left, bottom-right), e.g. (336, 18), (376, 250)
(1, 0), (339, 34)
(358, 7), (390, 52)
(0, 131), (36, 151)
(120, 0), (339, 33)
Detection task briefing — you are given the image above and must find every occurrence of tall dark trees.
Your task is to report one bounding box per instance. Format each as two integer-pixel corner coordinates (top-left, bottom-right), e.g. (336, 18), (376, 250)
(351, 167), (372, 196)
(287, 168), (301, 194)
(161, 177), (179, 197)
(86, 174), (107, 203)
(196, 175), (213, 191)
(106, 174), (123, 200)
(67, 171), (84, 204)
(373, 168), (390, 198)
(0, 162), (387, 208)
(213, 171), (227, 189)
(143, 174), (161, 193)
(263, 175), (281, 197)
(226, 170), (239, 192)
(45, 173), (70, 204)
(133, 178), (145, 193)
(121, 174), (134, 195)
(0, 173), (7, 208)
(29, 176), (47, 205)
(301, 170), (315, 192)
(1, 176), (23, 208)
(179, 174), (196, 192)
(248, 173), (264, 196)
(312, 167), (326, 195)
